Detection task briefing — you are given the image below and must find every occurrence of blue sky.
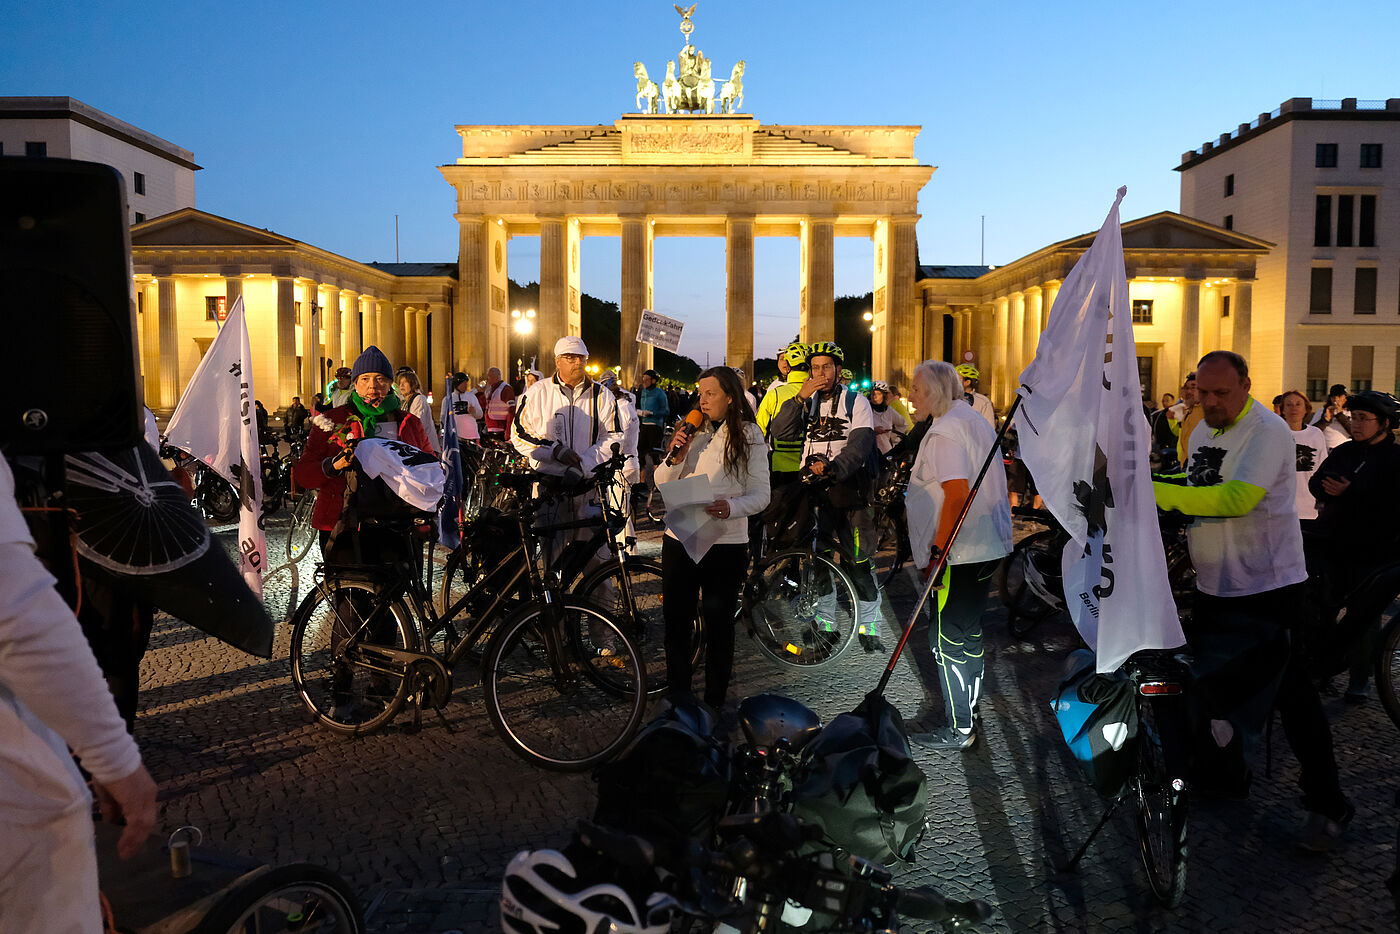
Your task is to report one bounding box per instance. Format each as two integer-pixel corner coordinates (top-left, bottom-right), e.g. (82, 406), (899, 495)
(6, 0), (1397, 362)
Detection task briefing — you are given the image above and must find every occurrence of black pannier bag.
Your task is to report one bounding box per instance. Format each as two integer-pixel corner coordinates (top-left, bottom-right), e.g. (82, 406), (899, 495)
(594, 699), (731, 848)
(1051, 648), (1139, 797)
(791, 694), (928, 866)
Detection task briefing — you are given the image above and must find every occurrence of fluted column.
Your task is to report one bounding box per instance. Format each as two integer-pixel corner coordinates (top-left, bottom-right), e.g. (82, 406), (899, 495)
(430, 302), (452, 387)
(726, 215), (755, 377)
(1007, 291), (1026, 393)
(403, 306), (418, 374)
(620, 215), (650, 383)
(1179, 278), (1202, 381)
(456, 215), (490, 379)
(157, 275), (179, 408)
(276, 276), (297, 404)
(362, 295), (379, 349)
(886, 217), (919, 389)
(1022, 286), (1043, 370)
(924, 303), (944, 365)
(139, 281), (160, 405)
(344, 291), (361, 359)
(951, 311), (966, 362)
(971, 302), (992, 374)
(1042, 281), (1060, 330)
(536, 216), (567, 372)
(800, 216), (835, 342)
(223, 273), (243, 314)
(300, 281), (320, 398)
(414, 308), (430, 377)
(1233, 281), (1253, 361)
(991, 296), (1009, 409)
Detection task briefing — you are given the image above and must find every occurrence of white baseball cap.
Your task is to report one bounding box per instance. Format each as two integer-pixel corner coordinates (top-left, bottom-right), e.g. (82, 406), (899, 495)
(554, 336), (589, 357)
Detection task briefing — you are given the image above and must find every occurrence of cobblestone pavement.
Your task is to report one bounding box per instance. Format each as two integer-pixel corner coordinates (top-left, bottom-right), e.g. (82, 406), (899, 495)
(127, 510), (1398, 933)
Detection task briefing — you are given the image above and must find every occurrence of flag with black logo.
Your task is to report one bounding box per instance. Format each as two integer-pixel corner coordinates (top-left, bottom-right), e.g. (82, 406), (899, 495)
(1014, 188), (1184, 672)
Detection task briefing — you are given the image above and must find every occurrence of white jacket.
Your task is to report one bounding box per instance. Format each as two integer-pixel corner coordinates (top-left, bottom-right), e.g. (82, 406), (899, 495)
(611, 389), (641, 484)
(513, 375), (623, 476)
(0, 459), (142, 829)
(655, 420), (771, 546)
(406, 392), (440, 454)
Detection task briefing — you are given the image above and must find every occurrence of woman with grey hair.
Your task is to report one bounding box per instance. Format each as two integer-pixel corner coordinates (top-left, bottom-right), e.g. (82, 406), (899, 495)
(903, 360), (1012, 750)
(395, 367), (441, 455)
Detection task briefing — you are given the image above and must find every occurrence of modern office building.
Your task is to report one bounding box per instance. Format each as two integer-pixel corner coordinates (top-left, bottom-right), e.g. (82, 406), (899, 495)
(0, 96), (199, 224)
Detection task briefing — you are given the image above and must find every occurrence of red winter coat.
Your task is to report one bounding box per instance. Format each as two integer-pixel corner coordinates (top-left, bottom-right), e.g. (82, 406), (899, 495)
(294, 405), (434, 531)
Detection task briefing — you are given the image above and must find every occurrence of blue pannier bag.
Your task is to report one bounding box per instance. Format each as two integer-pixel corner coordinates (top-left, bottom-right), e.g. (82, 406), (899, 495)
(1051, 649), (1139, 798)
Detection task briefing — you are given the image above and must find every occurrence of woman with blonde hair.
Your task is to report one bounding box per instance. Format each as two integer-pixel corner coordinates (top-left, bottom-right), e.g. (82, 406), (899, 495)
(903, 360), (1012, 749)
(1280, 389), (1325, 522)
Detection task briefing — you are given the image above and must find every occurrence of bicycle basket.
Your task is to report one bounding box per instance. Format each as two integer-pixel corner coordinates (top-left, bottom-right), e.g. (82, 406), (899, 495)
(1050, 649), (1139, 798)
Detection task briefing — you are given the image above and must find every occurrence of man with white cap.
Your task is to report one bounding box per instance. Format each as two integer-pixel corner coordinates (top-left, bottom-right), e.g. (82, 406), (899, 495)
(513, 336), (623, 478)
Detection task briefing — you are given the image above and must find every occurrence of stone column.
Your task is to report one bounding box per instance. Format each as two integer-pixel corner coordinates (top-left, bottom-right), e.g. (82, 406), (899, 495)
(726, 215), (755, 377)
(403, 306), (418, 374)
(382, 303), (406, 370)
(1022, 286), (1043, 370)
(566, 218), (583, 339)
(1179, 278), (1202, 381)
(951, 311), (966, 361)
(991, 296), (1009, 408)
(456, 215), (490, 380)
(1042, 281), (1060, 330)
(324, 290), (342, 376)
(223, 273), (243, 313)
(344, 291), (361, 359)
(620, 215), (650, 383)
(800, 217), (835, 342)
(539, 216), (567, 372)
(924, 303), (945, 365)
(276, 276), (297, 404)
(299, 281), (319, 398)
(430, 302), (452, 388)
(1007, 292), (1026, 394)
(1233, 281), (1253, 361)
(362, 295), (379, 349)
(972, 302), (992, 372)
(414, 308), (430, 378)
(157, 275), (179, 409)
(886, 217), (919, 388)
(139, 281), (160, 406)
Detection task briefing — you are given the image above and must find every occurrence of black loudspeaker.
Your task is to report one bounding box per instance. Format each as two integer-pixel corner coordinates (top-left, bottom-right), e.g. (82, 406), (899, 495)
(0, 158), (142, 454)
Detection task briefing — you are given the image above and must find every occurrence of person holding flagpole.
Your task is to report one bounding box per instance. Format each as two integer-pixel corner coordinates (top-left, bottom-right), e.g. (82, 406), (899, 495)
(1153, 350), (1351, 852)
(902, 361), (1012, 749)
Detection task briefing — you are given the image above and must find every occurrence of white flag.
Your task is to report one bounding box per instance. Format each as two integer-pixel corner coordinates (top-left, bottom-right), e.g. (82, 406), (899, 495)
(165, 295), (266, 596)
(1015, 187), (1184, 673)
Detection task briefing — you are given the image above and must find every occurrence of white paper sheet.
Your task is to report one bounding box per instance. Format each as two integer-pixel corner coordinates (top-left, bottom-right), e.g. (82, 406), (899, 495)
(667, 504), (726, 563)
(658, 473), (714, 509)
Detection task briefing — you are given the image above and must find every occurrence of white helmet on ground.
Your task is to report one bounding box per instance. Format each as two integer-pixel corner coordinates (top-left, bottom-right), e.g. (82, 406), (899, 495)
(500, 848), (671, 934)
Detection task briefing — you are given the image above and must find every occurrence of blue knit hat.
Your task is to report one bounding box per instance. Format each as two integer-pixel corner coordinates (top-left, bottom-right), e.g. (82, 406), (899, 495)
(351, 345), (393, 381)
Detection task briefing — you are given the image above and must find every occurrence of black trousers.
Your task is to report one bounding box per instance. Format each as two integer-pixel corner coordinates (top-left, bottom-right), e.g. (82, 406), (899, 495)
(1189, 584), (1346, 816)
(662, 536), (749, 708)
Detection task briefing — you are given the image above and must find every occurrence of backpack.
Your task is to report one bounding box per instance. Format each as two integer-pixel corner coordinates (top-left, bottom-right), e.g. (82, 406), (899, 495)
(1050, 649), (1139, 798)
(593, 700), (731, 847)
(791, 694), (928, 866)
(805, 390), (879, 509)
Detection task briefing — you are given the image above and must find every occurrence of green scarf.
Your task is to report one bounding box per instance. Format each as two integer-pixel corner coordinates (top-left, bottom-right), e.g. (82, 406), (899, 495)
(349, 390), (400, 438)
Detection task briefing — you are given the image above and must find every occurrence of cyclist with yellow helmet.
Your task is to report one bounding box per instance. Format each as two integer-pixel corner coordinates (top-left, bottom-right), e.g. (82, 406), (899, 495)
(769, 341), (887, 651)
(956, 363), (996, 426)
(756, 342), (811, 489)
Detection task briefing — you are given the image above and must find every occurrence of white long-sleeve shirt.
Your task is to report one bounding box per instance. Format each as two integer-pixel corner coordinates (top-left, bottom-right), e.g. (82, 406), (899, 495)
(0, 458), (143, 829)
(406, 392), (441, 455)
(655, 421), (771, 549)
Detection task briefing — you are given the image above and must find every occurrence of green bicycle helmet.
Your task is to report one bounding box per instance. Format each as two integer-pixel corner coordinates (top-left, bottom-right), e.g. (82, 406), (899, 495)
(804, 341), (845, 367)
(956, 363), (980, 381)
(782, 342), (810, 371)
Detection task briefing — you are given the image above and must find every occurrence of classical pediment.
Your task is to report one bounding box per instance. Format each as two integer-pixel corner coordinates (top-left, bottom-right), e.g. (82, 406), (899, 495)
(131, 209), (297, 248)
(1055, 211), (1273, 253)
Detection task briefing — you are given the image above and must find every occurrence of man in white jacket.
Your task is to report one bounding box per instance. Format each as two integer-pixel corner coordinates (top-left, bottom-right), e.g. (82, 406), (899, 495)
(0, 457), (158, 933)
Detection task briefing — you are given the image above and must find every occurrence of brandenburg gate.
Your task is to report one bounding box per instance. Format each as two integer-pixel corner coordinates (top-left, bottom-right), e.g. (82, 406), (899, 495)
(440, 115), (934, 385)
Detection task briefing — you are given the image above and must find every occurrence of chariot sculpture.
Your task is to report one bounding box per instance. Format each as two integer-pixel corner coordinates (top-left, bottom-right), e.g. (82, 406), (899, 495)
(633, 4), (745, 115)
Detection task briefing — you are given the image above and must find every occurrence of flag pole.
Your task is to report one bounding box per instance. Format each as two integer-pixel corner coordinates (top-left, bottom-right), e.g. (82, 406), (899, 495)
(870, 392), (1023, 699)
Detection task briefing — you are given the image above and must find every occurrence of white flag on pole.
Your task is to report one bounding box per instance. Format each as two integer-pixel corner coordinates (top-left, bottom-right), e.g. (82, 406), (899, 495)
(1014, 188), (1184, 672)
(165, 295), (266, 596)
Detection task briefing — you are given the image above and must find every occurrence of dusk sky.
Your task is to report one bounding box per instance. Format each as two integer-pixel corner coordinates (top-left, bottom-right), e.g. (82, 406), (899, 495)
(7, 0), (1397, 364)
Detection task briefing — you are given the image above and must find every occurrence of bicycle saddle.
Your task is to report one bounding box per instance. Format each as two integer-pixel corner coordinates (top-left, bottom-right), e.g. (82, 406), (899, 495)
(738, 694), (823, 754)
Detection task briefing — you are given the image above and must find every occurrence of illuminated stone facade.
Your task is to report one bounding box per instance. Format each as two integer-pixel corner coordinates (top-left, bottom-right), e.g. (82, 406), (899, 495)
(439, 114), (934, 386)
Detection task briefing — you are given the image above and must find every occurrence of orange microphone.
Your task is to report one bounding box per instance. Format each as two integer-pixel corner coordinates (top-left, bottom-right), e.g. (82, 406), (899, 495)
(664, 408), (706, 465)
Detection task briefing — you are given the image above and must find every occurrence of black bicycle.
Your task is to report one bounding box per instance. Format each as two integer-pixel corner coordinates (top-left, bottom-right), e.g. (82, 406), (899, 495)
(1057, 650), (1191, 908)
(288, 456), (648, 772)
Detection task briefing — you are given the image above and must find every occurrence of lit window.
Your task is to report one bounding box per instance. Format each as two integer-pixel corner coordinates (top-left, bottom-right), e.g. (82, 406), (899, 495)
(1131, 299), (1153, 324)
(206, 295), (226, 321)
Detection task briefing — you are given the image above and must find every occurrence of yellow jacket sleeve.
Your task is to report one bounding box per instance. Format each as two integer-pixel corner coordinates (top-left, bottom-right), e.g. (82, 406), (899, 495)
(1152, 479), (1267, 518)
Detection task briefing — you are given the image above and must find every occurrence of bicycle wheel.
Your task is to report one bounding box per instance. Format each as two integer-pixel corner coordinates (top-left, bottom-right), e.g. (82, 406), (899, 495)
(1134, 696), (1188, 908)
(575, 557), (699, 696)
(286, 493), (318, 562)
(483, 599), (647, 772)
(998, 529), (1062, 637)
(203, 473), (240, 524)
(192, 862), (364, 933)
(747, 550), (858, 668)
(289, 581), (418, 735)
(1376, 607), (1400, 732)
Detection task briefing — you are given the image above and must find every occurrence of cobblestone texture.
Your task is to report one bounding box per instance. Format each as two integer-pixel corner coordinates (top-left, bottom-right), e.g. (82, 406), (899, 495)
(125, 510), (1399, 933)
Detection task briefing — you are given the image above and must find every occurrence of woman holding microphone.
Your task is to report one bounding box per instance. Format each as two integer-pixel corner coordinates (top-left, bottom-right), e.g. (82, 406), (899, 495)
(655, 366), (770, 712)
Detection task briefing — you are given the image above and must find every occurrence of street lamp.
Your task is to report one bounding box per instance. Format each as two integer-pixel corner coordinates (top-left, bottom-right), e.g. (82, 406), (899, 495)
(511, 308), (535, 381)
